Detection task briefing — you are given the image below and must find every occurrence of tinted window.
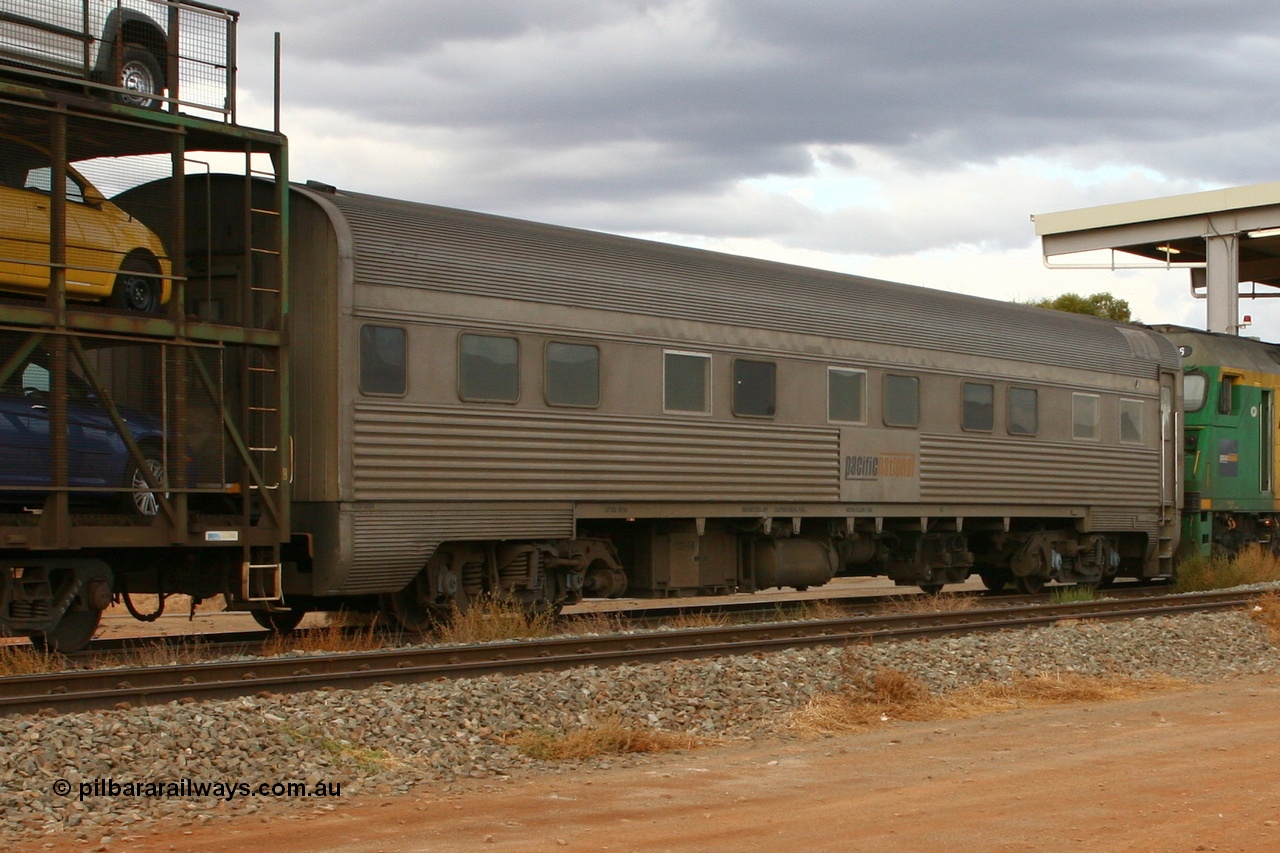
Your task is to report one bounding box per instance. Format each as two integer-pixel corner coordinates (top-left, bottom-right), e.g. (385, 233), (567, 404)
(1120, 399), (1143, 443)
(1073, 393), (1099, 440)
(733, 359), (776, 417)
(962, 382), (994, 431)
(884, 374), (919, 427)
(828, 368), (866, 423)
(460, 334), (519, 401)
(546, 342), (599, 407)
(665, 351), (710, 413)
(1008, 387), (1038, 435)
(359, 325), (406, 395)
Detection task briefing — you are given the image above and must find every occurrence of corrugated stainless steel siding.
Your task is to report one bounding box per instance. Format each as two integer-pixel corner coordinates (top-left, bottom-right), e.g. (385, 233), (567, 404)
(920, 435), (1161, 506)
(343, 504), (575, 594)
(1089, 509), (1161, 559)
(351, 404), (839, 502)
(314, 189), (1179, 377)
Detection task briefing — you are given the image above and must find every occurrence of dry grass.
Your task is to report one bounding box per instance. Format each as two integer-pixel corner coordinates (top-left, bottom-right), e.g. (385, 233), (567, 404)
(502, 716), (709, 761)
(1249, 591), (1280, 645)
(1049, 584), (1097, 604)
(0, 643), (66, 675)
(664, 610), (732, 629)
(562, 610), (627, 635)
(882, 591), (978, 614)
(792, 599), (849, 621)
(262, 613), (390, 656)
(1176, 544), (1280, 593)
(111, 636), (214, 668)
(792, 659), (1184, 735)
(435, 595), (558, 645)
(323, 608), (382, 629)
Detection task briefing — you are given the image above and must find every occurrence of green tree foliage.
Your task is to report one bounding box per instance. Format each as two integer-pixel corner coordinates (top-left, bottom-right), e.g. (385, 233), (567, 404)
(1024, 292), (1131, 322)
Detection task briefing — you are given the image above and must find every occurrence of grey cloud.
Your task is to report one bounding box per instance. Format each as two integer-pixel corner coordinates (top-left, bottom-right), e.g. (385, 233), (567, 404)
(237, 1), (1280, 252)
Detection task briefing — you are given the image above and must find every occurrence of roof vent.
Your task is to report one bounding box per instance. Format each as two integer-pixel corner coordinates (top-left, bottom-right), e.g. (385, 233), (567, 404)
(305, 179), (337, 194)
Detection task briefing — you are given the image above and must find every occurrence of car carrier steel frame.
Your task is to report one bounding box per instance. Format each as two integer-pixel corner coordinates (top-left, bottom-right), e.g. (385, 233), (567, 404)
(0, 3), (290, 649)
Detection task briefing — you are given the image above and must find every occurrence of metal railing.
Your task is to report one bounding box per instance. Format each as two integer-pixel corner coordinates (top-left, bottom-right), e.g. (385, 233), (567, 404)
(0, 0), (237, 120)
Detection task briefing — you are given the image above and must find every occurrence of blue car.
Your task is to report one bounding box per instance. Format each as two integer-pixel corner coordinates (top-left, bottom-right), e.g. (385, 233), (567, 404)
(0, 352), (167, 516)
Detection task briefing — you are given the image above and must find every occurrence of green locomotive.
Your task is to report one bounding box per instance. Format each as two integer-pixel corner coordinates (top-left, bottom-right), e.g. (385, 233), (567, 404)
(1155, 325), (1280, 558)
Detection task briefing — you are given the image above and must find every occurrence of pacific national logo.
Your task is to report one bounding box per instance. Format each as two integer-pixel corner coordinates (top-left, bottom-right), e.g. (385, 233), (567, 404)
(844, 453), (916, 480)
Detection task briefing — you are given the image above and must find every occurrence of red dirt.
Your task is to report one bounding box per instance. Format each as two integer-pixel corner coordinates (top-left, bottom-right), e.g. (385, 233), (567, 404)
(15, 674), (1280, 853)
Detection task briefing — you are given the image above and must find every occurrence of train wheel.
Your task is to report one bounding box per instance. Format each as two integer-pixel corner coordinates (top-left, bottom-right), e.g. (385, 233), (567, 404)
(27, 608), (102, 653)
(251, 608), (306, 633)
(1014, 574), (1046, 594)
(380, 587), (457, 633)
(978, 571), (1008, 593)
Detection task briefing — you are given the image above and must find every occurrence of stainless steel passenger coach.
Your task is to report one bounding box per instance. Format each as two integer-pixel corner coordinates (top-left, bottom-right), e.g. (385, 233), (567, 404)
(256, 179), (1179, 625)
(0, 15), (1181, 651)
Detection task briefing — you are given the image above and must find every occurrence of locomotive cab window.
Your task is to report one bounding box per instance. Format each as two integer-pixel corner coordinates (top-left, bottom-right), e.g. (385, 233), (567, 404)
(883, 374), (919, 427)
(1183, 372), (1208, 413)
(459, 333), (519, 402)
(546, 342), (600, 407)
(962, 382), (994, 432)
(1008, 387), (1038, 435)
(1072, 393), (1099, 440)
(733, 359), (776, 418)
(1218, 374), (1239, 415)
(828, 367), (867, 423)
(1120, 398), (1144, 444)
(664, 351), (711, 413)
(359, 324), (406, 396)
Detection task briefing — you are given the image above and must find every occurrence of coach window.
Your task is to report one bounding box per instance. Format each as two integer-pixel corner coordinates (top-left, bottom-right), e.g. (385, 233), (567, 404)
(962, 382), (994, 432)
(1072, 393), (1099, 440)
(828, 367), (867, 423)
(1008, 387), (1038, 436)
(1120, 399), (1144, 444)
(733, 359), (776, 418)
(883, 374), (919, 427)
(664, 351), (711, 413)
(546, 342), (600, 407)
(359, 324), (406, 395)
(459, 333), (519, 402)
(1183, 372), (1208, 413)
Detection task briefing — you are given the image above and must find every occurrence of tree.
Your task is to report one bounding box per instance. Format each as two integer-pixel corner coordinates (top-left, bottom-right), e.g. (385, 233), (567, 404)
(1023, 292), (1131, 323)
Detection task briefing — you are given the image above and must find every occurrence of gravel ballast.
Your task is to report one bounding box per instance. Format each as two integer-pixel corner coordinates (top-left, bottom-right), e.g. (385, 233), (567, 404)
(2, 609), (1278, 844)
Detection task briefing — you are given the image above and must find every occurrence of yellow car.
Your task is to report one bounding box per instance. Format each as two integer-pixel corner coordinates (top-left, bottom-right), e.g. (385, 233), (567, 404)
(0, 135), (170, 312)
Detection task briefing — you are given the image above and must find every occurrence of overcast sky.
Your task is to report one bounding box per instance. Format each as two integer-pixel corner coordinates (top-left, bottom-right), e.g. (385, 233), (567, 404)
(229, 1), (1280, 336)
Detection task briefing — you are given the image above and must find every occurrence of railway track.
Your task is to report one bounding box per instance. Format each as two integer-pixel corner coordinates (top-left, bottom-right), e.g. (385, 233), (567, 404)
(28, 582), (1174, 664)
(0, 588), (1252, 717)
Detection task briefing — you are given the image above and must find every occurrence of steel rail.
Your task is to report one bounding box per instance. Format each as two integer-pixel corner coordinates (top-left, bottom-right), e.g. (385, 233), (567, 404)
(0, 589), (1251, 717)
(64, 582), (1175, 658)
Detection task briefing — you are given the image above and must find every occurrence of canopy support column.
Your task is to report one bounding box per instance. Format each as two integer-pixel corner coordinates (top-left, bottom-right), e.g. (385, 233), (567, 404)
(1202, 233), (1240, 335)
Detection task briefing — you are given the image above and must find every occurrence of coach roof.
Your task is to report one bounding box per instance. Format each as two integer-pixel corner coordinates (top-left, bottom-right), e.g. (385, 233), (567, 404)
(297, 184), (1178, 377)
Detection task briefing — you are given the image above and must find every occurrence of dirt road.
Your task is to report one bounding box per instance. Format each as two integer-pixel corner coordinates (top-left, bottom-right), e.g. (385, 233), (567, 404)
(21, 673), (1280, 853)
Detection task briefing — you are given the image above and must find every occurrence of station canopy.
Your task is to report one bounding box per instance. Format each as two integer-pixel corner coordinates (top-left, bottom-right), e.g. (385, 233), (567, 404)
(1032, 181), (1280, 335)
